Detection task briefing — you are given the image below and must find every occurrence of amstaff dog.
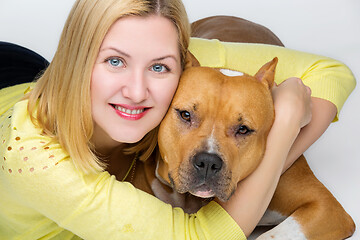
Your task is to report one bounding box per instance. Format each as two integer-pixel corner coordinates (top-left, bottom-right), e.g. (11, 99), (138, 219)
(109, 16), (355, 239)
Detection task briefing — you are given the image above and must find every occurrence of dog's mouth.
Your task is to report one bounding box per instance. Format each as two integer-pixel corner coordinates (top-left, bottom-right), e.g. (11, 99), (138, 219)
(170, 173), (218, 199)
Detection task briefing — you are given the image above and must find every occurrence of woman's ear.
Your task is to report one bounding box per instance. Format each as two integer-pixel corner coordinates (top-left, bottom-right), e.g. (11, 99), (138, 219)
(184, 51), (200, 69)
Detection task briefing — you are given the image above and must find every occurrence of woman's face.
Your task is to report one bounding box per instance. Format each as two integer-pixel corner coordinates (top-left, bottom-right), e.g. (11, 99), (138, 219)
(91, 15), (182, 150)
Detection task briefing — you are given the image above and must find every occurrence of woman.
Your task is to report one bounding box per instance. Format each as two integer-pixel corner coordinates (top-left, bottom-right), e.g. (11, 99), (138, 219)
(0, 0), (354, 239)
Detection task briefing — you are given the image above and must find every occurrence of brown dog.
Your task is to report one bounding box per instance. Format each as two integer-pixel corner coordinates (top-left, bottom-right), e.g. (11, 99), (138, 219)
(109, 16), (355, 239)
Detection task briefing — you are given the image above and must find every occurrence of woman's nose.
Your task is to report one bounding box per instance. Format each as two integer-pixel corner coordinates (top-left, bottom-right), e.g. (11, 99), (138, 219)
(121, 70), (149, 103)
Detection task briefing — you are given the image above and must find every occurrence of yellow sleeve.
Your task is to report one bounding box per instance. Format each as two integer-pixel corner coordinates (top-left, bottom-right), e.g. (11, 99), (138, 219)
(0, 100), (246, 240)
(189, 37), (356, 122)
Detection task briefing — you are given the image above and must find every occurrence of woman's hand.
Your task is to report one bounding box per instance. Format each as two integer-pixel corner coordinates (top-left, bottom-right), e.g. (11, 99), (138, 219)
(272, 77), (312, 129)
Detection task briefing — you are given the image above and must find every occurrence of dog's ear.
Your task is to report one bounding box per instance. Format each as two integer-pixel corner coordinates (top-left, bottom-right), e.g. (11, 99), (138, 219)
(254, 57), (278, 89)
(184, 51), (200, 69)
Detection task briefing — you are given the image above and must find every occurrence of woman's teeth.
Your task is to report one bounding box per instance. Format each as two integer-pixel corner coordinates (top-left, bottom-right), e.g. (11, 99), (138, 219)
(114, 105), (145, 115)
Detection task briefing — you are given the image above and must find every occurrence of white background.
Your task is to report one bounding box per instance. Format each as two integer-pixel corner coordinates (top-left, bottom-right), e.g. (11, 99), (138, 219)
(1, 0), (359, 238)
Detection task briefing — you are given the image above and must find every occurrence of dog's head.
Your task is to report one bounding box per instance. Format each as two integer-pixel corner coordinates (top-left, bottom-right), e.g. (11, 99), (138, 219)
(157, 52), (277, 201)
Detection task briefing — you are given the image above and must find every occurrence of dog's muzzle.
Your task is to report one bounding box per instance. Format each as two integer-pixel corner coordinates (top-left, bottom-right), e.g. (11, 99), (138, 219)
(183, 151), (226, 198)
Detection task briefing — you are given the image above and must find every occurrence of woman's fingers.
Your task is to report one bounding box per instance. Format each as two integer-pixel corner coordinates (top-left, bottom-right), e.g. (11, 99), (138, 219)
(272, 77), (312, 129)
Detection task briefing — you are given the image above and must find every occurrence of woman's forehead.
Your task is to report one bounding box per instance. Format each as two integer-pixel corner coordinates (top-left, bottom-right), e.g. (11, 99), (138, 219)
(99, 15), (181, 62)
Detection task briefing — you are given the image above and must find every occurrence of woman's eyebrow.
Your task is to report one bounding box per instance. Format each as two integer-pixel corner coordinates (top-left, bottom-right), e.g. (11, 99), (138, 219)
(99, 47), (131, 58)
(153, 55), (178, 63)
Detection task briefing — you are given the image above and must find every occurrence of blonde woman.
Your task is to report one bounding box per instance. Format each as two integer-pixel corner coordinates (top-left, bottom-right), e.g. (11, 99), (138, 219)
(0, 0), (355, 239)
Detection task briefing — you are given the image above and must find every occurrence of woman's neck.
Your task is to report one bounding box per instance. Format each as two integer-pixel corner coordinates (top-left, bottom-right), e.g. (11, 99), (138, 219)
(91, 124), (122, 157)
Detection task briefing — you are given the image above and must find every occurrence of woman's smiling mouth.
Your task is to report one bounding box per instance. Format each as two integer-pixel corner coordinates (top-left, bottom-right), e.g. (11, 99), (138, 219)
(110, 104), (150, 120)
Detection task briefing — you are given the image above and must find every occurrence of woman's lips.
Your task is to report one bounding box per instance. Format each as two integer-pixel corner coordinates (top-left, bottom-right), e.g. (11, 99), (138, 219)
(111, 104), (150, 120)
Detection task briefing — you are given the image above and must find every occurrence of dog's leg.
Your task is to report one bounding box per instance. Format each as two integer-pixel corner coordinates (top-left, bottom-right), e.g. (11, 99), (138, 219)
(256, 155), (355, 240)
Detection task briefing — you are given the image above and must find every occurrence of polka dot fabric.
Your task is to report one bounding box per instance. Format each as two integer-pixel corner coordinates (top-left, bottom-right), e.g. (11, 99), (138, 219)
(1, 101), (68, 177)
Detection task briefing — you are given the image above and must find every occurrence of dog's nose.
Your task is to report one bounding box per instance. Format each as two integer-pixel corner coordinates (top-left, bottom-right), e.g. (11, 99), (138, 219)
(193, 152), (223, 179)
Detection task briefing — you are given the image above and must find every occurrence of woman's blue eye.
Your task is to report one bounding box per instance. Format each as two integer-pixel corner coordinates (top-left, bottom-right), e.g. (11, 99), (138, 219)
(152, 64), (168, 73)
(107, 57), (123, 67)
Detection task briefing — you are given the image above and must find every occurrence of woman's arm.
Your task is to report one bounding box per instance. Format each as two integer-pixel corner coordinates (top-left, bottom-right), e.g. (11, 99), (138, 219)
(283, 97), (337, 173)
(217, 77), (313, 236)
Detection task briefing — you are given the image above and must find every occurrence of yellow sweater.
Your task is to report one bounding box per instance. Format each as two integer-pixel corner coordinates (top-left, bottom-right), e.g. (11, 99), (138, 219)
(0, 38), (356, 240)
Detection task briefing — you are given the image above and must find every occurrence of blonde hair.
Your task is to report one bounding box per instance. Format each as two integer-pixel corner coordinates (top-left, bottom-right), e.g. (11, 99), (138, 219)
(27, 0), (190, 173)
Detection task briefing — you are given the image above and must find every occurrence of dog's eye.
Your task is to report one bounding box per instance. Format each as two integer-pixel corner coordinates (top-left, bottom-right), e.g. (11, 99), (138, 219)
(236, 125), (252, 136)
(179, 110), (191, 122)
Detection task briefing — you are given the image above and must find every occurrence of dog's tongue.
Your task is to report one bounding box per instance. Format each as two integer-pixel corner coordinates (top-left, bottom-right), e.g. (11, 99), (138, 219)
(193, 190), (214, 198)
